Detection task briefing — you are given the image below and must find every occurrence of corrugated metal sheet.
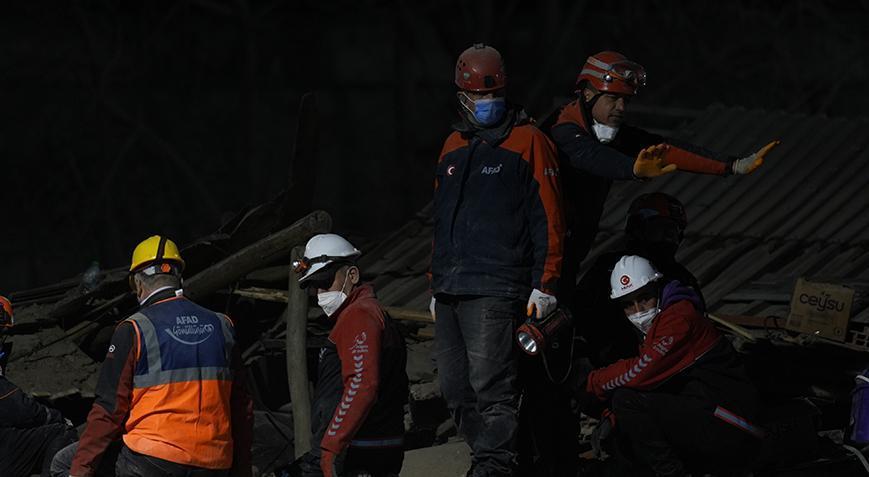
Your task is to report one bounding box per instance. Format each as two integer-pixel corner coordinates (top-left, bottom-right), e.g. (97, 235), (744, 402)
(360, 105), (869, 325)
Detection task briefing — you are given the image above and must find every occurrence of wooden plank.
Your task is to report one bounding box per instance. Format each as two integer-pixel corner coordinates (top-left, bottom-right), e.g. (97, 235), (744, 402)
(385, 306), (432, 324)
(708, 314), (757, 342)
(229, 287), (434, 324)
(184, 211), (331, 302)
(287, 246), (312, 458)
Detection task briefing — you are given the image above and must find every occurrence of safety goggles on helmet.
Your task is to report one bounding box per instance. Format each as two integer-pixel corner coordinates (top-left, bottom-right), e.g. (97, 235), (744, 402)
(585, 57), (647, 89)
(292, 255), (349, 275)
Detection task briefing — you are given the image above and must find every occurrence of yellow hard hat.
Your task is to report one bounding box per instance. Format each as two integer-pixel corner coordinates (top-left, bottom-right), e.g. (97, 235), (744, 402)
(129, 235), (185, 273)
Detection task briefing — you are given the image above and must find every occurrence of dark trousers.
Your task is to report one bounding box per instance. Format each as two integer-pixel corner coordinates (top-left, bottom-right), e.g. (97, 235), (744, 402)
(51, 441), (230, 477)
(343, 447), (403, 476)
(610, 388), (758, 477)
(434, 295), (523, 477)
(297, 447), (403, 477)
(0, 423), (76, 477)
(517, 337), (579, 477)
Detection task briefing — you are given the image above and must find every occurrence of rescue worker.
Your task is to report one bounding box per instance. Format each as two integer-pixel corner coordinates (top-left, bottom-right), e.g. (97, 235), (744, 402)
(51, 236), (253, 477)
(575, 193), (703, 367)
(544, 50), (781, 306)
(430, 43), (565, 477)
(581, 255), (761, 476)
(0, 296), (78, 477)
(292, 233), (407, 477)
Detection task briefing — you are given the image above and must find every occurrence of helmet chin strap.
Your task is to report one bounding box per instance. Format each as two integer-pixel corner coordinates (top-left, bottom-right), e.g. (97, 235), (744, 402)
(458, 92), (482, 126)
(458, 92), (475, 115)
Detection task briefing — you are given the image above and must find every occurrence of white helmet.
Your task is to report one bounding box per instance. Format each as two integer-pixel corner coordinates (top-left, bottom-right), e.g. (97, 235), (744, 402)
(610, 255), (663, 299)
(294, 234), (361, 284)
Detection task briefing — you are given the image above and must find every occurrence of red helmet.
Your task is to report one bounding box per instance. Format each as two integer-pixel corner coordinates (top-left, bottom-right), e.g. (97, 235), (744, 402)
(626, 193), (687, 235)
(576, 51), (646, 95)
(455, 43), (506, 92)
(0, 296), (12, 331)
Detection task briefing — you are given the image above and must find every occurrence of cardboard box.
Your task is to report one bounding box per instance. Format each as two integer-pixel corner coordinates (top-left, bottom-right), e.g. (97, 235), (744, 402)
(786, 278), (855, 342)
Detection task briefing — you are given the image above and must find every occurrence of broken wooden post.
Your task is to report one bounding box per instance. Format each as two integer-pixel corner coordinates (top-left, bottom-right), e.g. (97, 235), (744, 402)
(287, 246), (312, 457)
(184, 210), (331, 301)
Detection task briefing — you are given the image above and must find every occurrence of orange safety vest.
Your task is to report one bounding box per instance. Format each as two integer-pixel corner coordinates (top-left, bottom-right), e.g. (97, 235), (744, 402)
(122, 296), (236, 469)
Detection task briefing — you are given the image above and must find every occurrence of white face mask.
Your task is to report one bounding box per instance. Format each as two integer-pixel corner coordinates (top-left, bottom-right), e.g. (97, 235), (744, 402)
(592, 121), (619, 143)
(626, 307), (659, 334)
(317, 269), (351, 317)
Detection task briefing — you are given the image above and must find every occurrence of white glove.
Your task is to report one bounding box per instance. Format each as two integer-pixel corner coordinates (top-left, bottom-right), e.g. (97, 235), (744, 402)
(731, 154), (760, 175)
(731, 140), (780, 175)
(526, 289), (557, 319)
(429, 296), (436, 322)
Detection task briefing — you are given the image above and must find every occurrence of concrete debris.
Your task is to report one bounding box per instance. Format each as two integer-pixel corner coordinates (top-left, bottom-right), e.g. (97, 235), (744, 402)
(8, 325), (99, 397)
(405, 340), (436, 383)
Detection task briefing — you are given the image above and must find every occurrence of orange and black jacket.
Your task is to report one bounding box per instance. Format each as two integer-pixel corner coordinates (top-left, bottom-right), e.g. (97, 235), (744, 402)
(70, 288), (253, 477)
(542, 99), (735, 278)
(548, 98), (734, 180)
(432, 107), (565, 298)
(0, 376), (64, 429)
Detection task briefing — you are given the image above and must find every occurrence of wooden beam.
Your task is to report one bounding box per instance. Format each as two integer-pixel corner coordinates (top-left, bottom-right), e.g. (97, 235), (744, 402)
(287, 246), (312, 458)
(184, 210), (331, 301)
(229, 287), (434, 324)
(384, 306), (433, 324)
(708, 313), (757, 342)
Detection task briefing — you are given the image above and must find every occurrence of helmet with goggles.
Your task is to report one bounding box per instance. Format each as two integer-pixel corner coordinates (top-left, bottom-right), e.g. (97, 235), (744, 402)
(576, 51), (646, 96)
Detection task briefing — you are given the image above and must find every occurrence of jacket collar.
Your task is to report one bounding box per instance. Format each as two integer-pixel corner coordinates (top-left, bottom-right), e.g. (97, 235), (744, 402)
(452, 105), (530, 147)
(140, 287), (182, 308)
(332, 283), (376, 319)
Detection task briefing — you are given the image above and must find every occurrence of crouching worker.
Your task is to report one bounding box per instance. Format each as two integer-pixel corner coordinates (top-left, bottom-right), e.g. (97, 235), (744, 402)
(0, 296), (77, 477)
(581, 255), (761, 476)
(52, 235), (253, 477)
(293, 234), (408, 477)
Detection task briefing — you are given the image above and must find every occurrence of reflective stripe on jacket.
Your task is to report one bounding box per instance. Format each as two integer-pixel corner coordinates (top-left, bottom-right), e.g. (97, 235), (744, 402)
(123, 296), (236, 469)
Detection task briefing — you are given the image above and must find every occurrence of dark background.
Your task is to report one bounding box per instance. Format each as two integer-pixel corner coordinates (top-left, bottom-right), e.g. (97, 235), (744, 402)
(1, 0), (867, 292)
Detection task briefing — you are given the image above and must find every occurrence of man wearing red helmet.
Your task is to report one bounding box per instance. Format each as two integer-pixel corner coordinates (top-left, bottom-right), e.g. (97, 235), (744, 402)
(0, 296), (78, 477)
(545, 51), (780, 308)
(431, 43), (565, 477)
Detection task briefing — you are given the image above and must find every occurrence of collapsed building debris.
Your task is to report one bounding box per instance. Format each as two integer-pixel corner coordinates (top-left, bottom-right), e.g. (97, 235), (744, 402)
(5, 105), (869, 475)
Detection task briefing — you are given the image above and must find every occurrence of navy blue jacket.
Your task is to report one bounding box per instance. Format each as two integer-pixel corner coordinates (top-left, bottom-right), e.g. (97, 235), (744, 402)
(431, 109), (565, 299)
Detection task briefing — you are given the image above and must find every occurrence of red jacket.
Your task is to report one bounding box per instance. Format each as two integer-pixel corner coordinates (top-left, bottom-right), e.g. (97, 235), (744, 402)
(586, 294), (720, 400)
(319, 284), (407, 455)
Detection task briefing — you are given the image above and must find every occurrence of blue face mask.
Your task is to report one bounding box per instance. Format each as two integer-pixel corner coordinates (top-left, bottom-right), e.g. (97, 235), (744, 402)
(472, 97), (506, 126)
(459, 93), (507, 127)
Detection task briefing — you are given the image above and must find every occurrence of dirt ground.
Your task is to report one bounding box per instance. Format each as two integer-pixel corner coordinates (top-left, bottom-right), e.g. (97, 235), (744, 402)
(400, 440), (471, 477)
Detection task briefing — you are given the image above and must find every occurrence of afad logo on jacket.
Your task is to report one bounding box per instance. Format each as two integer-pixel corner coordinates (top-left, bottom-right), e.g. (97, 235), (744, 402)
(350, 332), (369, 354)
(164, 315), (215, 345)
